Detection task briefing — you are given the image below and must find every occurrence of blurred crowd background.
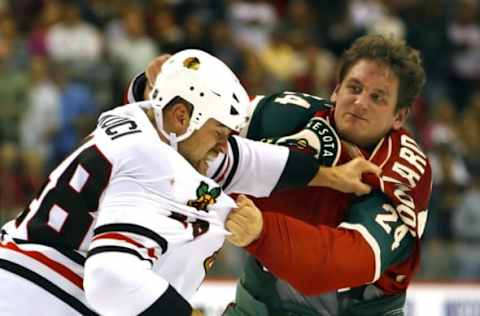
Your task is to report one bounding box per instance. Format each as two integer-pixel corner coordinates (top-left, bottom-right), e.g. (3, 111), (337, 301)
(1, 0), (480, 282)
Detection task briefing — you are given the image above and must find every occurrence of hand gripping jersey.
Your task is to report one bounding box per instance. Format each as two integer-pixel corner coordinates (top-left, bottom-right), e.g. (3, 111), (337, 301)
(225, 91), (432, 316)
(0, 102), (314, 316)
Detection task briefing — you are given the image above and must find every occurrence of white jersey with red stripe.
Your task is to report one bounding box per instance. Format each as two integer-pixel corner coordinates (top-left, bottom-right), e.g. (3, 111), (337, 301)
(0, 101), (290, 315)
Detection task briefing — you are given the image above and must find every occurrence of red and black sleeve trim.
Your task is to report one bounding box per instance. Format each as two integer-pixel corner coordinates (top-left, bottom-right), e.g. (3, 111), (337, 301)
(222, 137), (240, 191)
(211, 153), (228, 180)
(94, 224), (168, 254)
(86, 246), (154, 265)
(12, 238), (86, 266)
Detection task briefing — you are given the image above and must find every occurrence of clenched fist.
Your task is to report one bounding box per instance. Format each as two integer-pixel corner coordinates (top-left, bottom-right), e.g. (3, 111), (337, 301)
(226, 195), (263, 247)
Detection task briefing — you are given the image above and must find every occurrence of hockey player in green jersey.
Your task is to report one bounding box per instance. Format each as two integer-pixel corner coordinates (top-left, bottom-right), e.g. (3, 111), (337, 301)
(224, 35), (431, 316)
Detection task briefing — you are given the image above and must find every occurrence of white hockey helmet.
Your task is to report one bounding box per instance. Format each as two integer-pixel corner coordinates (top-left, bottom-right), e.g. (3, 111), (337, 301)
(148, 49), (250, 146)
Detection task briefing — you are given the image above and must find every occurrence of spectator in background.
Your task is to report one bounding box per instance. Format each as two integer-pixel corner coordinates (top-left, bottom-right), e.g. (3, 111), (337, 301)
(7, 0), (43, 33)
(289, 32), (337, 96)
(26, 0), (62, 57)
(46, 2), (102, 69)
(0, 14), (28, 144)
(326, 2), (364, 56)
(239, 48), (271, 94)
(207, 20), (245, 75)
(150, 9), (184, 53)
(367, 2), (406, 39)
(459, 93), (480, 174)
(446, 0), (480, 112)
(20, 56), (60, 174)
(0, 12), (29, 69)
(280, 0), (318, 42)
(180, 14), (209, 50)
(429, 143), (469, 240)
(0, 143), (37, 222)
(258, 29), (296, 90)
(405, 0), (450, 106)
(427, 100), (469, 241)
(173, 0), (227, 23)
(48, 68), (97, 170)
(348, 0), (385, 34)
(228, 0), (277, 52)
(76, 0), (125, 29)
(427, 99), (463, 151)
(108, 5), (158, 84)
(419, 99), (470, 279)
(452, 174), (480, 280)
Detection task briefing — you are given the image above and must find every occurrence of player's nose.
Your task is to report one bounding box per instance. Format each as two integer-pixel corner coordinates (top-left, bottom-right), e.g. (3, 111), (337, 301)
(353, 92), (369, 111)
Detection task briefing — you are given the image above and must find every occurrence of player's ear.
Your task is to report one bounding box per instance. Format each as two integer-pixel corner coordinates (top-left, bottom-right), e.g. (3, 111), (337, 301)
(330, 85), (340, 103)
(392, 107), (409, 130)
(167, 101), (192, 134)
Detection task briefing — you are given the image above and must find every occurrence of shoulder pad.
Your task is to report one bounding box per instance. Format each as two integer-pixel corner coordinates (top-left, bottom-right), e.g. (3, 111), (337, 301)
(247, 91), (333, 140)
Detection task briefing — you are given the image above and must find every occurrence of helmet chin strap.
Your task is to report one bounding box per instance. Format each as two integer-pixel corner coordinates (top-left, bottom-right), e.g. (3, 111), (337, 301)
(137, 100), (179, 149)
(138, 100), (202, 151)
(168, 132), (178, 151)
(153, 107), (179, 150)
(148, 101), (196, 151)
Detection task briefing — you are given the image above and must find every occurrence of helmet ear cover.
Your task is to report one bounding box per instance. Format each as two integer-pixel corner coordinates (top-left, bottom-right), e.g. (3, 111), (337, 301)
(148, 49), (250, 145)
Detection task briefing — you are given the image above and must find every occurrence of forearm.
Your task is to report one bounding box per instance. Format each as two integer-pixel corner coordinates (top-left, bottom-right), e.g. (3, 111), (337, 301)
(212, 135), (319, 196)
(274, 149), (320, 191)
(307, 164), (349, 188)
(245, 212), (375, 295)
(84, 252), (191, 316)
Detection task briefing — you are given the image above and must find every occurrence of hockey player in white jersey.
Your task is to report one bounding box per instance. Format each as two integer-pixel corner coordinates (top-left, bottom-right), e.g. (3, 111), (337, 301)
(0, 49), (377, 316)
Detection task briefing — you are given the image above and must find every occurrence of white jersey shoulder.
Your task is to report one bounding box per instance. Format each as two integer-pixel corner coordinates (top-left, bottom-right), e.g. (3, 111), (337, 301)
(1, 103), (237, 315)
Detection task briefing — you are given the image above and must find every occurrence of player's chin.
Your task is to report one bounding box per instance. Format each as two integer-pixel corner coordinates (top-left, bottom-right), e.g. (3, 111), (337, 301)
(209, 148), (222, 158)
(337, 128), (361, 147)
(196, 160), (209, 175)
(196, 151), (220, 175)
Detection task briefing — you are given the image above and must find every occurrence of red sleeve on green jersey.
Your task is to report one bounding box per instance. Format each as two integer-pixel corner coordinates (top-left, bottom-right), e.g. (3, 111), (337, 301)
(245, 212), (375, 295)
